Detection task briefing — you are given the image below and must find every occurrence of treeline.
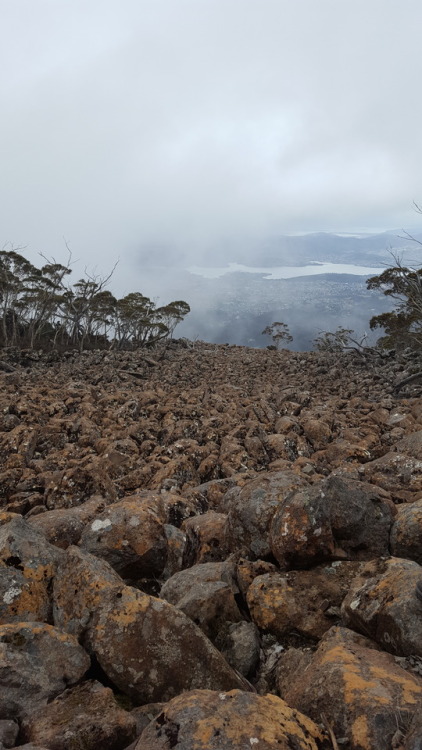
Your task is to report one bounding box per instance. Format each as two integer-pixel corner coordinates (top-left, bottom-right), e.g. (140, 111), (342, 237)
(0, 246), (190, 351)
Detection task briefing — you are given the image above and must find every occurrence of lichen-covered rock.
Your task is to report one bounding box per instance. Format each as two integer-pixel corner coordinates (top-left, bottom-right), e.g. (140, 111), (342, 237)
(403, 705), (422, 750)
(162, 524), (186, 580)
(1, 341), (421, 743)
(359, 451), (422, 502)
(44, 463), (117, 508)
(276, 648), (314, 698)
(247, 561), (362, 639)
(28, 495), (107, 549)
(160, 562), (243, 643)
(0, 516), (63, 568)
(390, 499), (422, 565)
(224, 471), (308, 559)
(134, 490), (202, 527)
(0, 512), (20, 527)
(53, 546), (123, 640)
(217, 621), (261, 677)
(301, 418), (332, 450)
(264, 433), (299, 462)
(79, 497), (167, 579)
(235, 558), (278, 597)
(0, 517), (63, 623)
(270, 476), (395, 569)
(21, 680), (136, 750)
(136, 689), (325, 749)
(0, 719), (18, 748)
(284, 626), (422, 750)
(341, 557), (422, 656)
(184, 476), (251, 513)
(392, 429), (422, 460)
(182, 511), (228, 567)
(312, 439), (372, 471)
(131, 703), (165, 737)
(53, 546), (249, 703)
(91, 587), (250, 704)
(0, 622), (90, 720)
(0, 567), (51, 624)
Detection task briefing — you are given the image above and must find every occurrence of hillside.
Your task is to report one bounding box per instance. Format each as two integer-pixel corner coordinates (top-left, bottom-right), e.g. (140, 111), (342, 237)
(1, 342), (422, 749)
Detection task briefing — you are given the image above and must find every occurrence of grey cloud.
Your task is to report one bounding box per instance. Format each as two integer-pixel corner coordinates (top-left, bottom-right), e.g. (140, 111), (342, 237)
(1, 0), (422, 295)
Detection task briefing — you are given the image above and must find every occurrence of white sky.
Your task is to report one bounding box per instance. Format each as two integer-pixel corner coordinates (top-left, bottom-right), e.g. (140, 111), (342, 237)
(2, 0), (422, 285)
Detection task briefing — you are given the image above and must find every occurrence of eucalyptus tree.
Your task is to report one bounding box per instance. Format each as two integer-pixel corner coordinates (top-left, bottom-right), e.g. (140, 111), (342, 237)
(366, 202), (422, 350)
(17, 262), (71, 348)
(115, 293), (166, 348)
(313, 327), (354, 352)
(261, 321), (293, 349)
(0, 245), (190, 351)
(156, 300), (191, 338)
(0, 247), (36, 345)
(367, 261), (422, 349)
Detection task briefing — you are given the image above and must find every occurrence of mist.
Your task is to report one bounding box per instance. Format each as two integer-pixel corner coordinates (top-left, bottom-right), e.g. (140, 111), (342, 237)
(1, 1), (422, 343)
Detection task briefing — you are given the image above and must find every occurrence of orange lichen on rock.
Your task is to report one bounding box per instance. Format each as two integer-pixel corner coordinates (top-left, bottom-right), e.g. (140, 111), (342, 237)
(284, 627), (422, 750)
(137, 689), (325, 749)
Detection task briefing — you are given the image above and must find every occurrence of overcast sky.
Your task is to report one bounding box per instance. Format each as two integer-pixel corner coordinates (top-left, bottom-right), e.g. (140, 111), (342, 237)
(2, 0), (422, 288)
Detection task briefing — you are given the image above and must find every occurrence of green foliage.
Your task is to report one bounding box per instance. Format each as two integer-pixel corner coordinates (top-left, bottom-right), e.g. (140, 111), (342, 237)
(0, 245), (190, 351)
(261, 321), (293, 349)
(367, 261), (422, 349)
(313, 327), (354, 352)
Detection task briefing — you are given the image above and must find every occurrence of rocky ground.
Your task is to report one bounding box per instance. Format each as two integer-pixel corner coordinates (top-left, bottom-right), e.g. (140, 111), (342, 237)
(1, 341), (422, 750)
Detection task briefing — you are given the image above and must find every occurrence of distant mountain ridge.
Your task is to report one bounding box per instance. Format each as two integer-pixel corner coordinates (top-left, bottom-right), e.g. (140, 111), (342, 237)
(139, 230), (422, 269)
(215, 230), (422, 268)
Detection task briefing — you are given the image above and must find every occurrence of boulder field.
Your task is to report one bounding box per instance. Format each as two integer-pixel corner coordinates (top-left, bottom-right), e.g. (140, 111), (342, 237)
(1, 342), (422, 750)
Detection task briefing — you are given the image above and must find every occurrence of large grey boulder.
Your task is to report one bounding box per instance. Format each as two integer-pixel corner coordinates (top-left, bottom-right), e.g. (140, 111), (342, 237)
(270, 476), (395, 569)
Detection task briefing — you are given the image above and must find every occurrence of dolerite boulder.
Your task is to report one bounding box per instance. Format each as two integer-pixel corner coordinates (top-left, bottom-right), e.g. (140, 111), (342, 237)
(2, 343), (422, 745)
(246, 561), (362, 639)
(301, 417), (332, 450)
(218, 621), (261, 677)
(0, 567), (51, 625)
(53, 546), (249, 703)
(359, 430), (422, 503)
(130, 702), (165, 737)
(403, 707), (422, 750)
(0, 622), (90, 720)
(162, 524), (186, 580)
(0, 518), (63, 623)
(393, 429), (422, 459)
(135, 689), (325, 750)
(79, 497), (167, 579)
(235, 558), (278, 597)
(43, 463), (118, 509)
(341, 557), (422, 656)
(0, 512), (20, 526)
(224, 471), (308, 559)
(132, 490), (202, 527)
(276, 648), (314, 698)
(0, 516), (63, 570)
(28, 495), (108, 549)
(160, 561), (243, 643)
(0, 719), (19, 748)
(283, 626), (422, 750)
(21, 681), (136, 750)
(270, 476), (395, 569)
(181, 511), (228, 566)
(390, 499), (422, 564)
(359, 451), (422, 502)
